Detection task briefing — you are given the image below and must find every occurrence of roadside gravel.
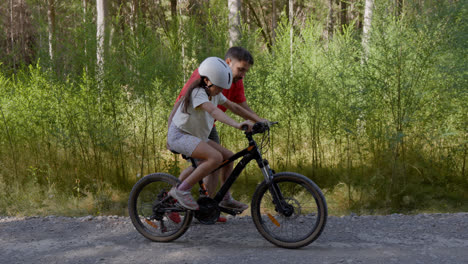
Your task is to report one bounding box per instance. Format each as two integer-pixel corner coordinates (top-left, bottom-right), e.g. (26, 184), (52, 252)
(1, 213), (467, 264)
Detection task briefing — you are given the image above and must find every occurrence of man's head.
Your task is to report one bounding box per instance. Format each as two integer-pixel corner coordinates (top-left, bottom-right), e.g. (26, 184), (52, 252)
(224, 47), (254, 83)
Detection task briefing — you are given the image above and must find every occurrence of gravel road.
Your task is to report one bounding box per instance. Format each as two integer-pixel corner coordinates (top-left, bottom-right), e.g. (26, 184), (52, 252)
(1, 213), (467, 264)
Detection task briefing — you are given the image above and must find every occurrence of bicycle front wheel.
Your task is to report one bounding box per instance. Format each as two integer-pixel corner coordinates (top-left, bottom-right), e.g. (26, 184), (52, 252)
(128, 173), (193, 242)
(251, 172), (327, 249)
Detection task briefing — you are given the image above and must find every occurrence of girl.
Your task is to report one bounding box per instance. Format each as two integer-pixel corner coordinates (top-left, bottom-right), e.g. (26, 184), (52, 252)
(167, 57), (264, 210)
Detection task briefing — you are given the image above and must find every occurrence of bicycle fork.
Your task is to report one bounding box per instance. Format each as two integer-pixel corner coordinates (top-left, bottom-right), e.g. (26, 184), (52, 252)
(259, 159), (293, 217)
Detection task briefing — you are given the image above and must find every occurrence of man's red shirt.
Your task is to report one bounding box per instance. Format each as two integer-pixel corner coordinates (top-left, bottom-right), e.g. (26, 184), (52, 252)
(175, 68), (246, 112)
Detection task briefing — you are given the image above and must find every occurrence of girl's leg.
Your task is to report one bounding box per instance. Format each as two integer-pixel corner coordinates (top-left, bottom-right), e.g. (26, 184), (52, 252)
(178, 141), (223, 190)
(178, 166), (194, 182)
(202, 140), (232, 197)
(203, 128), (222, 197)
(207, 140), (234, 184)
(205, 141), (247, 211)
(169, 141), (222, 210)
(167, 124), (222, 210)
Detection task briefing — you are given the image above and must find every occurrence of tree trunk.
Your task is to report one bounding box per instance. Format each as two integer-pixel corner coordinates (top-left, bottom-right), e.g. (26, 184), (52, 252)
(131, 0), (139, 32)
(349, 0), (362, 30)
(178, 0), (187, 82)
(170, 0), (177, 21)
(340, 0), (347, 31)
(395, 0), (404, 17)
(47, 0), (55, 63)
(19, 0), (25, 63)
(242, 0), (250, 32)
(82, 0), (89, 73)
(326, 0), (334, 39)
(188, 0), (208, 18)
(82, 0), (88, 23)
(245, 0), (271, 52)
(362, 0), (374, 61)
(289, 0), (293, 75)
(9, 0), (14, 66)
(96, 0), (107, 84)
(228, 0), (241, 47)
(335, 0), (340, 30)
(272, 0), (277, 46)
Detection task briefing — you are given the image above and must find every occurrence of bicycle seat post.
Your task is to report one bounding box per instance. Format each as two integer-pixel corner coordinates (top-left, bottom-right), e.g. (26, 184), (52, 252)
(188, 157), (197, 169)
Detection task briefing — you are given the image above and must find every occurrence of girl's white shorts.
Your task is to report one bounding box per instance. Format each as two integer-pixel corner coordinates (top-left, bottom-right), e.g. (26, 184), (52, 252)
(167, 122), (202, 157)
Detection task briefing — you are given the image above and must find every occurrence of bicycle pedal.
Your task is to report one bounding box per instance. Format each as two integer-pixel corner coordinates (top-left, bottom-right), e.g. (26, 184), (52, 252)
(219, 207), (243, 215)
(172, 201), (184, 209)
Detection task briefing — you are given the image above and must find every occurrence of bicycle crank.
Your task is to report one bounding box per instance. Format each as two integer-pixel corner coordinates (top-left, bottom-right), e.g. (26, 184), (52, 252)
(194, 197), (220, 225)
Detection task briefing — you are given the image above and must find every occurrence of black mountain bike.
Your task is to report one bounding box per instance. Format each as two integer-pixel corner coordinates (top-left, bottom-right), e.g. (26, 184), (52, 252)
(128, 122), (327, 249)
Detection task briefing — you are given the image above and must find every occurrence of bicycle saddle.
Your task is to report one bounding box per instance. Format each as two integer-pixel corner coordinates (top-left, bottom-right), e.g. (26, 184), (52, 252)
(170, 150), (191, 160)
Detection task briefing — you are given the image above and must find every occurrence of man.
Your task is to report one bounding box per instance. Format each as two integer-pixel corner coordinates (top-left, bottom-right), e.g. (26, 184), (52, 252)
(174, 47), (264, 220)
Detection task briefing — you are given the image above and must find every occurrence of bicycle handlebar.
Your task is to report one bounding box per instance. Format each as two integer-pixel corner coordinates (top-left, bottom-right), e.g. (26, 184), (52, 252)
(242, 121), (278, 135)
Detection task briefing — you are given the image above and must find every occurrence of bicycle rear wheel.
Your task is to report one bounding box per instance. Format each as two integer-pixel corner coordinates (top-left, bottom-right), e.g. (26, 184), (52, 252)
(128, 173), (193, 242)
(251, 172), (327, 249)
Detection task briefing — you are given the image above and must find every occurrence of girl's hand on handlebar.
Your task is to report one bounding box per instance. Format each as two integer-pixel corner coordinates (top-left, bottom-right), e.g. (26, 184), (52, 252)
(238, 120), (254, 132)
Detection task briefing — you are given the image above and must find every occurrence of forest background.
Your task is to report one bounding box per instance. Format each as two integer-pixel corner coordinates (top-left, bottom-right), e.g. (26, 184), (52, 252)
(0, 0), (466, 216)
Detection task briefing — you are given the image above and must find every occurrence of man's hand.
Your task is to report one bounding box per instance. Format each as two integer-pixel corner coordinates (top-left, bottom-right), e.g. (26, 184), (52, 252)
(238, 120), (255, 132)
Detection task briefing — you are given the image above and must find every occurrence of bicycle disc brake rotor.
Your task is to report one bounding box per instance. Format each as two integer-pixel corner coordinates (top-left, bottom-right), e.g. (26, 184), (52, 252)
(194, 197), (220, 225)
(282, 197), (300, 219)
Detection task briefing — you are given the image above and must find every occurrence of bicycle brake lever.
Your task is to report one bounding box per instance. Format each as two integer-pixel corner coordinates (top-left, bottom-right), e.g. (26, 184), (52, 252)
(267, 121), (278, 127)
(256, 121), (278, 132)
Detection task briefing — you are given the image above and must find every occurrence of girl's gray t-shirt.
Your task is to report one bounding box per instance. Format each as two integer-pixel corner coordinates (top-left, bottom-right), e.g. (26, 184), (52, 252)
(172, 88), (227, 141)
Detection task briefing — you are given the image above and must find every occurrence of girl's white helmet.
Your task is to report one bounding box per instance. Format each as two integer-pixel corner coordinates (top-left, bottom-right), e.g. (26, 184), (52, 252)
(199, 57), (233, 89)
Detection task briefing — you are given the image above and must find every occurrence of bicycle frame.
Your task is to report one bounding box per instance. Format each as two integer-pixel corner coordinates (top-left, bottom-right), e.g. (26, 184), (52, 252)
(189, 131), (288, 215)
(129, 121), (327, 248)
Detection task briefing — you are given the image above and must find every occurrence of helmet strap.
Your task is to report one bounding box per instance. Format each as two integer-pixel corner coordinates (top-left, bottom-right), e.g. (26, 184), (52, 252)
(204, 85), (212, 99)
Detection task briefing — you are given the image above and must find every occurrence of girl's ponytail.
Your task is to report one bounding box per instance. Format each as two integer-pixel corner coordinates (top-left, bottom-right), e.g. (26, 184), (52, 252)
(181, 78), (207, 114)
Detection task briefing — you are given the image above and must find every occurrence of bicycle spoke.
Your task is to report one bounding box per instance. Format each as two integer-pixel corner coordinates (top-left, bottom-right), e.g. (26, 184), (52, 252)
(261, 185), (319, 241)
(252, 173), (327, 248)
(128, 173), (193, 242)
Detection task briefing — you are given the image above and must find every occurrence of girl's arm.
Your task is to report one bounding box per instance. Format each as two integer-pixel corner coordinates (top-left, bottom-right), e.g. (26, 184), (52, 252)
(222, 100), (265, 123)
(199, 101), (253, 130)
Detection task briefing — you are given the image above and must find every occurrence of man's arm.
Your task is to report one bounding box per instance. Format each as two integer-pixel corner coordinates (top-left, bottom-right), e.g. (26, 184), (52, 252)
(237, 101), (256, 115)
(200, 101), (253, 130)
(222, 100), (263, 123)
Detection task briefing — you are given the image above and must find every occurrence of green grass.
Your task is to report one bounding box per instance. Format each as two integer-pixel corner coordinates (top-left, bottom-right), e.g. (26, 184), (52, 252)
(0, 179), (128, 216)
(1, 163), (466, 217)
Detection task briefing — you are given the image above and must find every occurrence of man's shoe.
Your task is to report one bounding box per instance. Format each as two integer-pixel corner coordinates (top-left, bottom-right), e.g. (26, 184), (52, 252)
(219, 197), (248, 212)
(167, 212), (181, 223)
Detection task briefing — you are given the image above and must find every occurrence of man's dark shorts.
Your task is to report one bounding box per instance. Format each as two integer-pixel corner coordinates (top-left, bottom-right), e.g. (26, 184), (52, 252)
(208, 126), (220, 144)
